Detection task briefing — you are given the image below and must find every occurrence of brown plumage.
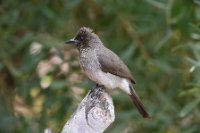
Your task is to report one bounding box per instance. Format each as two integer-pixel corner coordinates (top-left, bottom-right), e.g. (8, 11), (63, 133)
(97, 48), (136, 84)
(65, 27), (151, 118)
(97, 48), (150, 118)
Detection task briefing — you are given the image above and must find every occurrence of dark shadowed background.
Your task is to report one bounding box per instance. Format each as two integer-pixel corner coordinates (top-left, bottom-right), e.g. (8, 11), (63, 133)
(1, 0), (200, 132)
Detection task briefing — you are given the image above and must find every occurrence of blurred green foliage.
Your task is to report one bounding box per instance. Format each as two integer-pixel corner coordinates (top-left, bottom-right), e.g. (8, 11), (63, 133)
(1, 0), (200, 132)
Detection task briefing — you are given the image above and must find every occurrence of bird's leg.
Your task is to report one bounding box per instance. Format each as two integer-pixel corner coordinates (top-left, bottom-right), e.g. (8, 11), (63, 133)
(95, 83), (104, 88)
(89, 83), (104, 96)
(88, 84), (101, 97)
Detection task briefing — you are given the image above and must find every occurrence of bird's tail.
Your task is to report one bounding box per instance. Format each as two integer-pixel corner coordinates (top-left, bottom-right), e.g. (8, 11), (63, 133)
(129, 85), (151, 118)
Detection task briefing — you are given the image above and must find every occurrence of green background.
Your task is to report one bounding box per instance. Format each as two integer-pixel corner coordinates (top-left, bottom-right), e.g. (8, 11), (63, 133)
(1, 0), (200, 132)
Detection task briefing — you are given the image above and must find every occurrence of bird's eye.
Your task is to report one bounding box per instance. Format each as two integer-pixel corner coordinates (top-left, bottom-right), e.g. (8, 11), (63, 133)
(80, 36), (84, 41)
(75, 35), (85, 42)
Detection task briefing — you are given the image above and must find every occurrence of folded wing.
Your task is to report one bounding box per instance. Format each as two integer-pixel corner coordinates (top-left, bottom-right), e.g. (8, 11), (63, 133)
(97, 48), (135, 84)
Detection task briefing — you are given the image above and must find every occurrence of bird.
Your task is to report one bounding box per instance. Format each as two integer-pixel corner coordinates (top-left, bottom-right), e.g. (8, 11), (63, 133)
(65, 27), (150, 118)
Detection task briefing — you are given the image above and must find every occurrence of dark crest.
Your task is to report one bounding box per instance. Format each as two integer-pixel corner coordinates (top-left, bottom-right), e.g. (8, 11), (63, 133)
(74, 27), (94, 45)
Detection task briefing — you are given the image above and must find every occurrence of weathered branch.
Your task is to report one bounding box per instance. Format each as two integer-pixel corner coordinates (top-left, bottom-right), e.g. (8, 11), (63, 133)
(61, 85), (115, 133)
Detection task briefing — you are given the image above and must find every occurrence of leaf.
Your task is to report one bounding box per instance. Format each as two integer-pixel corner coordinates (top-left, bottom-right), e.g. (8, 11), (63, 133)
(120, 44), (136, 62)
(180, 98), (200, 118)
(189, 23), (200, 34)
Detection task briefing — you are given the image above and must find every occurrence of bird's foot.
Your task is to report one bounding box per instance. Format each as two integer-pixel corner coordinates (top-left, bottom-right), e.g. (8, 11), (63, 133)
(95, 83), (104, 88)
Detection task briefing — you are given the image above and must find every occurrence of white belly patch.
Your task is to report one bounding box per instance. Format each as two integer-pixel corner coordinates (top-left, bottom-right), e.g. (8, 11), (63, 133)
(85, 70), (131, 94)
(97, 71), (121, 89)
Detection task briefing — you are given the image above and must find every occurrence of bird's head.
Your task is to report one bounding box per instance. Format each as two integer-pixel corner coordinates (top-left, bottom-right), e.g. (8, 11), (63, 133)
(65, 27), (100, 50)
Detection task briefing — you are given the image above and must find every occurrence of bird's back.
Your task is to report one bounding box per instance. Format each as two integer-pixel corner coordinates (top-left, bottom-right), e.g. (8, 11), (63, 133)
(97, 46), (135, 84)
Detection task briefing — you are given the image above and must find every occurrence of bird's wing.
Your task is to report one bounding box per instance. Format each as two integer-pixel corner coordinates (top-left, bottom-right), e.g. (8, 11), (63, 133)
(97, 48), (136, 84)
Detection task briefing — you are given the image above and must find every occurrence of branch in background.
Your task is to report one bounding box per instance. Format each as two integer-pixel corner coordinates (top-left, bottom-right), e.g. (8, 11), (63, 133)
(61, 85), (115, 133)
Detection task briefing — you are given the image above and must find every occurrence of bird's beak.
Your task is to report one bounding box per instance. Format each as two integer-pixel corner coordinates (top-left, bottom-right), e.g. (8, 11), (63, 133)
(65, 38), (80, 45)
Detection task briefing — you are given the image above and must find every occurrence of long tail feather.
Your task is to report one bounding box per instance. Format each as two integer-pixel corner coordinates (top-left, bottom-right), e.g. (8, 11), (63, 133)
(129, 85), (151, 118)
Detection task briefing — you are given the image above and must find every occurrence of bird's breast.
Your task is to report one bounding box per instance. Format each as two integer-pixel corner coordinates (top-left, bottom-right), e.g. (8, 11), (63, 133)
(79, 51), (101, 81)
(79, 54), (131, 94)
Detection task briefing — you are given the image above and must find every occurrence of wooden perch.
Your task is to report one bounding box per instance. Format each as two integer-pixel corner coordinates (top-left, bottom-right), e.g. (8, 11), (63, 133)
(61, 85), (115, 133)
